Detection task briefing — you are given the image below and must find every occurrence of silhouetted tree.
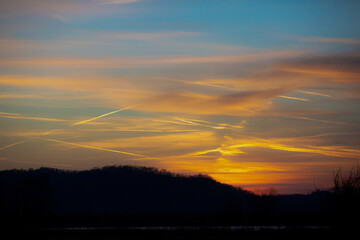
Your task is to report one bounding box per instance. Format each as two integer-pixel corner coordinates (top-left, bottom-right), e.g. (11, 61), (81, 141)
(260, 187), (278, 218)
(332, 166), (360, 226)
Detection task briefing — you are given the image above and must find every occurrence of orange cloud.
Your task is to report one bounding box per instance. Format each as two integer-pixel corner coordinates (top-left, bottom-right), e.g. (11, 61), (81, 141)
(189, 137), (360, 159)
(185, 51), (359, 96)
(0, 75), (95, 90)
(276, 51), (360, 83)
(0, 50), (305, 69)
(136, 88), (287, 115)
(78, 130), (217, 150)
(150, 155), (290, 187)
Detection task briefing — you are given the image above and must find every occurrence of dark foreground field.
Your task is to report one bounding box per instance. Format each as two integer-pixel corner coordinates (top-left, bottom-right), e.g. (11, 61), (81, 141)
(1, 165), (359, 239)
(10, 226), (357, 240)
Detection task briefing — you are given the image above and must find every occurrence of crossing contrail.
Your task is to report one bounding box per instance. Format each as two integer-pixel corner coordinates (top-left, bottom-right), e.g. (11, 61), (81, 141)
(0, 140), (29, 151)
(71, 105), (136, 126)
(38, 137), (147, 158)
(0, 104), (139, 151)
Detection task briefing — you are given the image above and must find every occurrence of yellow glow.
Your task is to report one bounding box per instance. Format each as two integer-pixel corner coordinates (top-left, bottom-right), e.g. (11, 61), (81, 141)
(208, 172), (291, 186)
(153, 119), (200, 126)
(189, 138), (360, 159)
(156, 156), (288, 187)
(189, 146), (245, 156)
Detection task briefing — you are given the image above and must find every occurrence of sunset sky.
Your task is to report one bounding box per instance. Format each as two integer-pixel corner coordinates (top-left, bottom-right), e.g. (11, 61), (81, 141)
(0, 0), (359, 193)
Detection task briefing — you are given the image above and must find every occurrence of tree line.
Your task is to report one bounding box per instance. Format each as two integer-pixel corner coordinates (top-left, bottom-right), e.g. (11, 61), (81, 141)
(0, 165), (359, 227)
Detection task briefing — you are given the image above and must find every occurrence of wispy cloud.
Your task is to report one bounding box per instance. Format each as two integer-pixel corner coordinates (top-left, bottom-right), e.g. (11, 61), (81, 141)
(299, 36), (360, 45)
(0, 112), (69, 122)
(101, 31), (200, 41)
(277, 51), (360, 83)
(288, 116), (348, 125)
(153, 117), (243, 130)
(0, 50), (305, 69)
(76, 130), (218, 154)
(95, 0), (141, 5)
(0, 0), (138, 17)
(136, 88), (288, 116)
(0, 93), (44, 99)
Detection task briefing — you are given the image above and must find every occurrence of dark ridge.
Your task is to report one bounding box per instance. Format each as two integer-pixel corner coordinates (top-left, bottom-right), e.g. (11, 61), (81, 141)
(0, 165), (250, 227)
(0, 165), (357, 229)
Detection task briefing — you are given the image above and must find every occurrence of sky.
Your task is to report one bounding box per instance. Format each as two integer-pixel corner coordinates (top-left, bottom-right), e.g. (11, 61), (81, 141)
(0, 0), (360, 194)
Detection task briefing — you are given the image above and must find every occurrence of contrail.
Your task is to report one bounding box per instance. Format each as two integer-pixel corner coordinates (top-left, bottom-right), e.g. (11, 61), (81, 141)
(44, 105), (137, 134)
(38, 137), (147, 158)
(0, 157), (72, 168)
(297, 90), (331, 98)
(1, 104), (138, 151)
(279, 95), (310, 102)
(0, 140), (29, 151)
(71, 105), (136, 126)
(42, 128), (62, 136)
(289, 116), (348, 125)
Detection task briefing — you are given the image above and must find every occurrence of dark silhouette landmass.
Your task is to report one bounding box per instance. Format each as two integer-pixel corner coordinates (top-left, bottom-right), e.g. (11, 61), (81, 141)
(0, 165), (358, 238)
(1, 166), (248, 226)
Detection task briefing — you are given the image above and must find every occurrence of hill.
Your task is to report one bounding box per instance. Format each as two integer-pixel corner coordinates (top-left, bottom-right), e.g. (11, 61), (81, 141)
(0, 165), (251, 226)
(0, 165), (344, 228)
